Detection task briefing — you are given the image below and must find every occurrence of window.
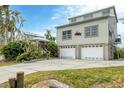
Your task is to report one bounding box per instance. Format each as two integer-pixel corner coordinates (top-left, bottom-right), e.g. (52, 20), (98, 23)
(92, 25), (98, 36)
(84, 25), (98, 38)
(83, 14), (93, 20)
(85, 27), (91, 37)
(62, 30), (72, 40)
(70, 18), (76, 23)
(102, 9), (110, 16)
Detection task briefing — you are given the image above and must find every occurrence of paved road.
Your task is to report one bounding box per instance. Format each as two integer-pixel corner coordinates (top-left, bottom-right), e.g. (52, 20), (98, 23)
(0, 59), (124, 84)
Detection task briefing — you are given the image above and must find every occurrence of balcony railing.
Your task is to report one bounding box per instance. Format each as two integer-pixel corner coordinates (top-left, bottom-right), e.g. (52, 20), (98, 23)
(114, 35), (121, 44)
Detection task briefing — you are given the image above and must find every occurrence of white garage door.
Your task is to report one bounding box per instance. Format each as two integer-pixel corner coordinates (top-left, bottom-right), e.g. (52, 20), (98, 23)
(60, 48), (75, 59)
(81, 47), (103, 60)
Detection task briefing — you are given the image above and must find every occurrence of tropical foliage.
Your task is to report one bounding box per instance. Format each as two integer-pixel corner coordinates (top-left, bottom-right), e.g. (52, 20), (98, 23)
(16, 52), (33, 62)
(1, 41), (27, 60)
(46, 41), (58, 57)
(45, 29), (55, 41)
(0, 5), (25, 44)
(117, 48), (124, 58)
(0, 6), (58, 62)
(44, 30), (58, 57)
(0, 40), (43, 62)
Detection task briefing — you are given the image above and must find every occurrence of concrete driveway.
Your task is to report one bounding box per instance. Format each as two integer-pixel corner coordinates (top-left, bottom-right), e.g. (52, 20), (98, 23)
(0, 58), (124, 84)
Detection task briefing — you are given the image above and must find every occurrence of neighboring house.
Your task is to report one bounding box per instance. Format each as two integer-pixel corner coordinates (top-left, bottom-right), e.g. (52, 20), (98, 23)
(56, 6), (121, 60)
(23, 32), (49, 48)
(23, 32), (48, 42)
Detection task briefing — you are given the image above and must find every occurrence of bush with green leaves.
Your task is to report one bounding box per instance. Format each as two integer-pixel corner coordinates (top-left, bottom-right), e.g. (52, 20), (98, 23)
(16, 52), (33, 62)
(114, 51), (118, 59)
(0, 41), (27, 60)
(117, 48), (124, 58)
(16, 42), (43, 62)
(1, 40), (43, 62)
(31, 48), (42, 59)
(46, 41), (58, 57)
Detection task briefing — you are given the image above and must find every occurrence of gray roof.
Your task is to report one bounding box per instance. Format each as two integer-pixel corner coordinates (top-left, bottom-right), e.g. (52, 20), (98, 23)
(31, 37), (49, 42)
(24, 32), (49, 42)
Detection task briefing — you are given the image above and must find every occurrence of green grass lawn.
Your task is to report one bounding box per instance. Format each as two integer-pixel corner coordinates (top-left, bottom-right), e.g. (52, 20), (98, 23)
(0, 60), (18, 67)
(1, 66), (124, 88)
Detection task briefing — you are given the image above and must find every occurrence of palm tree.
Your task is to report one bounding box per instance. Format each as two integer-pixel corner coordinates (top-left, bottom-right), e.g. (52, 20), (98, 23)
(0, 6), (6, 44)
(45, 29), (55, 41)
(0, 5), (25, 44)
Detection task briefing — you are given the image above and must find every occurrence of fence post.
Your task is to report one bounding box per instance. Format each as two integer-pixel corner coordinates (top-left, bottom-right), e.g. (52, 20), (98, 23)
(9, 77), (16, 88)
(16, 71), (24, 88)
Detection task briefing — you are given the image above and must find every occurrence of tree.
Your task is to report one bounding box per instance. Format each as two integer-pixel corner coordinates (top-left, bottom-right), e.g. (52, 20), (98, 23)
(44, 29), (55, 41)
(0, 5), (25, 44)
(44, 30), (58, 57)
(46, 41), (58, 57)
(117, 48), (124, 58)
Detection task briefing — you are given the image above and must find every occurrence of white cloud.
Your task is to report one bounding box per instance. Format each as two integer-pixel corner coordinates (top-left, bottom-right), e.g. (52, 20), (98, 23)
(51, 13), (61, 20)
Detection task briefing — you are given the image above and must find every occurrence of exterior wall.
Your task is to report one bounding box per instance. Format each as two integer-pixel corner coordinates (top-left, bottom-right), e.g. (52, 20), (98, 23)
(108, 17), (117, 43)
(108, 17), (117, 59)
(110, 8), (115, 16)
(57, 18), (109, 46)
(108, 44), (116, 60)
(103, 44), (109, 60)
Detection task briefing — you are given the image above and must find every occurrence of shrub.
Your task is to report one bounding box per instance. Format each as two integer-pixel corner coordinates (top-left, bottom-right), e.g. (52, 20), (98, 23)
(1, 40), (50, 62)
(0, 45), (4, 54)
(114, 51), (118, 59)
(117, 48), (124, 58)
(16, 44), (43, 62)
(46, 41), (58, 57)
(16, 52), (33, 62)
(31, 48), (42, 59)
(0, 41), (27, 60)
(41, 53), (49, 59)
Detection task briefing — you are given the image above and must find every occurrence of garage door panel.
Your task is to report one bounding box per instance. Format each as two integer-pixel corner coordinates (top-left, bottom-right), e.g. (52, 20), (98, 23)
(60, 48), (75, 59)
(81, 47), (103, 60)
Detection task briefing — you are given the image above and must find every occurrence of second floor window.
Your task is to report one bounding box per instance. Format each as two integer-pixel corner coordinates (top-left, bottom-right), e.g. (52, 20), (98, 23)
(102, 9), (110, 16)
(83, 14), (93, 20)
(85, 25), (98, 38)
(70, 18), (76, 23)
(62, 30), (72, 40)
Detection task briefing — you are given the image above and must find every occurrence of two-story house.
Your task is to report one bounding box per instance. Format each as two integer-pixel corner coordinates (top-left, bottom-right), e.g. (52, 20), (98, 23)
(56, 6), (121, 60)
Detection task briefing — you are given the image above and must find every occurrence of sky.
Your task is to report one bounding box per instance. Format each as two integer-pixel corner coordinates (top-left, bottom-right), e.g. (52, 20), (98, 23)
(10, 5), (124, 47)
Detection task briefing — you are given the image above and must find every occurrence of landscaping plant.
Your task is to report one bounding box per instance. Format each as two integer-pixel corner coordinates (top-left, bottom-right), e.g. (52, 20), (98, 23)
(44, 30), (58, 57)
(16, 52), (33, 62)
(46, 41), (58, 57)
(0, 40), (26, 60)
(117, 48), (124, 58)
(1, 40), (43, 62)
(16, 41), (43, 62)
